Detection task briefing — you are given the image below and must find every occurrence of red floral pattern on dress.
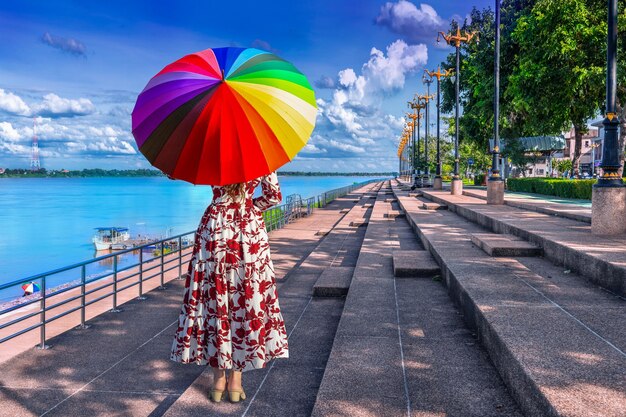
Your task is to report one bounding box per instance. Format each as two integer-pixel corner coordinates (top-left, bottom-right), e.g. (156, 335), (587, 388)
(170, 172), (289, 371)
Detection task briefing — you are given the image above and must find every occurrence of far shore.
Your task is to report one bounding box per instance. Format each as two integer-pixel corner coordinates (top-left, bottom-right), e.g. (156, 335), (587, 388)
(0, 169), (395, 178)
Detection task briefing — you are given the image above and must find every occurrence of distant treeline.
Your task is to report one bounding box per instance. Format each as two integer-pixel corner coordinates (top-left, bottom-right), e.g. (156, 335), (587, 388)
(0, 168), (394, 178)
(277, 171), (393, 176)
(0, 168), (164, 178)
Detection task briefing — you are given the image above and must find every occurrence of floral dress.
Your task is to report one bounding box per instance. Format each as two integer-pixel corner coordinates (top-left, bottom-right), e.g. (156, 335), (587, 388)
(170, 172), (289, 371)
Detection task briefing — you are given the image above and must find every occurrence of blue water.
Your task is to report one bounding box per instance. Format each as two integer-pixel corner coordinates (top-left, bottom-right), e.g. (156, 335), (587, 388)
(0, 176), (380, 300)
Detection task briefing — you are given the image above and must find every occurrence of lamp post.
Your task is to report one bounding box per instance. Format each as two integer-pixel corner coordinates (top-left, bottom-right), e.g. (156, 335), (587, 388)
(425, 67), (453, 190)
(438, 26), (478, 195)
(417, 90), (435, 185)
(408, 99), (425, 188)
(406, 113), (417, 178)
(591, 0), (626, 234)
(487, 0), (505, 204)
(403, 127), (411, 180)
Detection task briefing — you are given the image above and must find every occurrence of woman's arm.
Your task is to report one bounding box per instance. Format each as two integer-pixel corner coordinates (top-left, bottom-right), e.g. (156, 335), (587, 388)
(253, 172), (282, 211)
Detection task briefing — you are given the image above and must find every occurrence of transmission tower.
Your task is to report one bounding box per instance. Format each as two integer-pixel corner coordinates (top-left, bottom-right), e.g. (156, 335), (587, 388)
(31, 117), (41, 171)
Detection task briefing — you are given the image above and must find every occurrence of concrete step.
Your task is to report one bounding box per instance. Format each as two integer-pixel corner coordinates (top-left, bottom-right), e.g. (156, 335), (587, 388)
(349, 220), (368, 227)
(384, 210), (405, 219)
(419, 189), (625, 296)
(392, 182), (626, 417)
(312, 180), (522, 417)
(312, 266), (354, 297)
(470, 233), (542, 257)
(392, 250), (440, 277)
(422, 202), (447, 210)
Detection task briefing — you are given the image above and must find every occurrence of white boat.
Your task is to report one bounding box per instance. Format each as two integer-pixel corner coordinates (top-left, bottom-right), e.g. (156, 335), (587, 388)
(92, 227), (131, 251)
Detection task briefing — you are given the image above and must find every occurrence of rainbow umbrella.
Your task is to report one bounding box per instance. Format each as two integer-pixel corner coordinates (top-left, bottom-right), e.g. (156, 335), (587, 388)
(132, 47), (317, 185)
(21, 282), (40, 296)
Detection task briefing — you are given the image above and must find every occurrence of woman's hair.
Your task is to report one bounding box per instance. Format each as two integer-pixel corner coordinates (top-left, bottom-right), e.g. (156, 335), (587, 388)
(224, 182), (245, 199)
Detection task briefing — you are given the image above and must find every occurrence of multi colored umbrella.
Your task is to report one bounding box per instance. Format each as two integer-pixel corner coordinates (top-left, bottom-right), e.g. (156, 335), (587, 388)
(132, 47), (317, 185)
(21, 282), (40, 296)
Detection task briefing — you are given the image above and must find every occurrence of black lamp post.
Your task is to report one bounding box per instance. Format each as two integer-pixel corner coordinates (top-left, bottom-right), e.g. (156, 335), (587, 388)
(438, 26), (478, 181)
(597, 0), (623, 187)
(422, 77), (433, 180)
(408, 99), (424, 188)
(418, 90), (435, 184)
(425, 67), (453, 186)
(490, 0), (503, 182)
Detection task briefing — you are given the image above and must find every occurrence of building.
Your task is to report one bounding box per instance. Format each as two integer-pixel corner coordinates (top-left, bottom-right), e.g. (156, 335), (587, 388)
(558, 126), (600, 175)
(492, 136), (566, 178)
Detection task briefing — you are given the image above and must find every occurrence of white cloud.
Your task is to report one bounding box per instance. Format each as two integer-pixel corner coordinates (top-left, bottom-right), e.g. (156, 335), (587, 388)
(0, 122), (21, 141)
(311, 39), (427, 166)
(33, 93), (95, 117)
(0, 89), (96, 118)
(301, 143), (327, 154)
(0, 89), (31, 116)
(375, 1), (447, 43)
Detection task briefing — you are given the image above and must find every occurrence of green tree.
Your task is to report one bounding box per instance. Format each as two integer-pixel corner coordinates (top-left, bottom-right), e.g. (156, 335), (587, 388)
(439, 2), (536, 151)
(502, 138), (533, 176)
(508, 0), (605, 176)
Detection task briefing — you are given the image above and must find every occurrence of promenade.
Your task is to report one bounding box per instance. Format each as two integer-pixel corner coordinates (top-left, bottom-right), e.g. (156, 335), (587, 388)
(0, 180), (624, 417)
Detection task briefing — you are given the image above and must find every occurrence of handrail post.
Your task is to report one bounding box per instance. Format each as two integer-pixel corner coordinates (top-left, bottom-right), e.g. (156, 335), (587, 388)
(138, 250), (146, 300)
(77, 265), (90, 329)
(159, 241), (166, 290)
(177, 236), (184, 280)
(36, 276), (50, 350)
(110, 255), (122, 313)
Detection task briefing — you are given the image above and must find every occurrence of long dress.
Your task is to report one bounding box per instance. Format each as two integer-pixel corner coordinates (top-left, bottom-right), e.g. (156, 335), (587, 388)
(170, 172), (289, 371)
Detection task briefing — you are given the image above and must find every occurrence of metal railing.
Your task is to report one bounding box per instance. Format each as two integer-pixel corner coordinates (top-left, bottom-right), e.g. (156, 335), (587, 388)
(0, 178), (383, 350)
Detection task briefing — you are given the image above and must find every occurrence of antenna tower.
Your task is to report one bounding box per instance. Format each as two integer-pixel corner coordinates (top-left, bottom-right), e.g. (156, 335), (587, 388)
(31, 117), (41, 171)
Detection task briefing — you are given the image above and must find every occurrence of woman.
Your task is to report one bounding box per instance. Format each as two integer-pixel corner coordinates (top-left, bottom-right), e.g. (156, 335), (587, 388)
(170, 172), (289, 403)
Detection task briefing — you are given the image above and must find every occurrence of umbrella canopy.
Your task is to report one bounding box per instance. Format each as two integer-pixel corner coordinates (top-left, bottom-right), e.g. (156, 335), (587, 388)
(21, 282), (41, 296)
(132, 47), (317, 185)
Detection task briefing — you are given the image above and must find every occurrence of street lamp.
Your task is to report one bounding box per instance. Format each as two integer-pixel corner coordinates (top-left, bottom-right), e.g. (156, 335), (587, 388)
(417, 90), (436, 185)
(424, 66), (453, 190)
(591, 0), (625, 235)
(487, 0), (505, 205)
(408, 99), (425, 188)
(438, 25), (478, 195)
(405, 113), (417, 177)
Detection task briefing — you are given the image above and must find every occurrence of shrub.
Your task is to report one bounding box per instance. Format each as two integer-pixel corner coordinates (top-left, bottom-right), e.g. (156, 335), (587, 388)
(506, 178), (594, 199)
(474, 174), (486, 185)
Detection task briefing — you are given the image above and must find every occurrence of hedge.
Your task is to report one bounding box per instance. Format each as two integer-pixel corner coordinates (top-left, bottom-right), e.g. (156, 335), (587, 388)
(474, 174), (486, 185)
(506, 178), (595, 200)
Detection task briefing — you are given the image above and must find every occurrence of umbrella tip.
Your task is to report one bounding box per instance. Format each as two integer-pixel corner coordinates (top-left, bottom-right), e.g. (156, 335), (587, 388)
(221, 69), (225, 81)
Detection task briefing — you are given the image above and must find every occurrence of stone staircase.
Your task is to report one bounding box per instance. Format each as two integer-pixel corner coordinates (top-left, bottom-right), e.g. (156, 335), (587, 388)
(390, 179), (626, 417)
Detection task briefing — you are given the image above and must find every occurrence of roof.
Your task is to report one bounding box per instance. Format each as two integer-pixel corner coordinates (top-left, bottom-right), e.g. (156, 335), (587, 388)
(491, 136), (566, 152)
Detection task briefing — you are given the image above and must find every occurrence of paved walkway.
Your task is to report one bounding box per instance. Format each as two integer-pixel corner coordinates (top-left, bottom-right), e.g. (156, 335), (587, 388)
(311, 181), (521, 417)
(0, 183), (377, 417)
(463, 187), (591, 223)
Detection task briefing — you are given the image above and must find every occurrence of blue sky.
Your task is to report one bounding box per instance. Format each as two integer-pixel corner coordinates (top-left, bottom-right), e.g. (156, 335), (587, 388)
(0, 0), (492, 172)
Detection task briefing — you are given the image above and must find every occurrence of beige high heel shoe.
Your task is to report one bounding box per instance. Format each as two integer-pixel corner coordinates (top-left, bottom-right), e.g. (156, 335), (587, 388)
(210, 388), (227, 403)
(228, 388), (246, 403)
(210, 377), (228, 403)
